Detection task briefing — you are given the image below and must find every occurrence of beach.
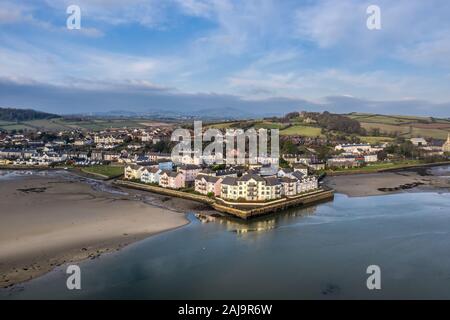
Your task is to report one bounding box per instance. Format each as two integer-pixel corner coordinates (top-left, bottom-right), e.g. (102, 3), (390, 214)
(0, 171), (191, 288)
(1, 165), (449, 290)
(324, 166), (450, 197)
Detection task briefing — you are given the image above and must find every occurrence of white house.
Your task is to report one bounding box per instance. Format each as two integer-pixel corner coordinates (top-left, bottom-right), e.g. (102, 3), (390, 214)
(410, 137), (428, 146)
(364, 154), (378, 163)
(140, 167), (161, 184)
(124, 164), (145, 180)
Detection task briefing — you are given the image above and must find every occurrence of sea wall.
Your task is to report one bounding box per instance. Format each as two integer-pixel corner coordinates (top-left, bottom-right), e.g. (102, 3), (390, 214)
(115, 180), (334, 220)
(213, 189), (334, 219)
(113, 180), (215, 205)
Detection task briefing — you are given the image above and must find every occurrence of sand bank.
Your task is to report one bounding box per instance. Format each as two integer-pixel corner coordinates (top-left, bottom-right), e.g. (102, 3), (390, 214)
(324, 166), (450, 197)
(0, 173), (189, 288)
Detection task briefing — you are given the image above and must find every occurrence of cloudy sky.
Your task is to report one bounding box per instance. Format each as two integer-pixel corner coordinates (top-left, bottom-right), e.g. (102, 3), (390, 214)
(1, 0), (450, 116)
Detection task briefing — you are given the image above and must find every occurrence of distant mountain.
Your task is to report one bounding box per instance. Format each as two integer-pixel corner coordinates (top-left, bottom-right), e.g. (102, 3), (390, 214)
(0, 107), (60, 122)
(79, 107), (258, 121)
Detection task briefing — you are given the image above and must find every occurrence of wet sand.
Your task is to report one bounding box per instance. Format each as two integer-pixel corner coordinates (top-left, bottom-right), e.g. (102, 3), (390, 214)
(324, 166), (450, 197)
(0, 173), (191, 288)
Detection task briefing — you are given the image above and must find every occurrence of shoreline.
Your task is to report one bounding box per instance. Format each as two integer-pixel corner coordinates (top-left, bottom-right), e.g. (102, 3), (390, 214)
(324, 165), (450, 197)
(324, 161), (450, 176)
(0, 171), (196, 289)
(1, 164), (449, 289)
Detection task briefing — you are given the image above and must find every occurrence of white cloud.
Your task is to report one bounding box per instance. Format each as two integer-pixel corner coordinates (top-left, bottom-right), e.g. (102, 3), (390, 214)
(0, 36), (180, 88)
(174, 0), (214, 18)
(294, 0), (450, 69)
(295, 0), (365, 48)
(227, 67), (450, 102)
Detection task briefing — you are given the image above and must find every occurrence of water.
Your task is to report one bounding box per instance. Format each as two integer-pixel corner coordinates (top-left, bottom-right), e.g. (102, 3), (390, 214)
(429, 165), (450, 178)
(2, 188), (450, 299)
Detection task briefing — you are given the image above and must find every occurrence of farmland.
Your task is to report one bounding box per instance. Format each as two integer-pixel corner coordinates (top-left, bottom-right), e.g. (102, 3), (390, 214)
(279, 125), (323, 137)
(80, 165), (124, 179)
(0, 118), (172, 132)
(348, 113), (450, 140)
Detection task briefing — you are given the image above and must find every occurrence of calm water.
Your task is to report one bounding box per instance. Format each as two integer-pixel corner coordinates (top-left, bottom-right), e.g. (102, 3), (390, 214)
(2, 184), (450, 299)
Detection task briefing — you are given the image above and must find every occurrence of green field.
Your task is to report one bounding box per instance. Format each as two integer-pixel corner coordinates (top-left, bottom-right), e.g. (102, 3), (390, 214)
(347, 113), (434, 124)
(206, 121), (238, 129)
(348, 113), (450, 140)
(327, 160), (430, 174)
(0, 118), (158, 131)
(280, 125), (323, 137)
(358, 136), (395, 144)
(253, 121), (286, 130)
(81, 165), (124, 178)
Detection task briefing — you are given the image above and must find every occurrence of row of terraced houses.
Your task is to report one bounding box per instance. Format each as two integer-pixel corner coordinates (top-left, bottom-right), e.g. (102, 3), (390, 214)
(124, 163), (318, 202)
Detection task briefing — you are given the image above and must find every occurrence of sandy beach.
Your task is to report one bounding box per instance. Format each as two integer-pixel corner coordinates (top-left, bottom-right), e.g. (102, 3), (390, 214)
(324, 166), (450, 197)
(0, 172), (192, 288)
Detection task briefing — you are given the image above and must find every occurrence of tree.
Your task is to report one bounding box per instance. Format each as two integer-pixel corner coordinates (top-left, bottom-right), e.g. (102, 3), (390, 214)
(279, 157), (290, 168)
(377, 150), (387, 161)
(280, 140), (298, 154)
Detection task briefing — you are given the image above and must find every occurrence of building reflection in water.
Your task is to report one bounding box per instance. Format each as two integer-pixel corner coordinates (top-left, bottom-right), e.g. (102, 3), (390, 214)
(212, 205), (319, 235)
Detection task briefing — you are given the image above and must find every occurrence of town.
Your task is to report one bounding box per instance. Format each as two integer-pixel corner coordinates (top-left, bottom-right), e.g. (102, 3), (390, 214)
(1, 110), (450, 218)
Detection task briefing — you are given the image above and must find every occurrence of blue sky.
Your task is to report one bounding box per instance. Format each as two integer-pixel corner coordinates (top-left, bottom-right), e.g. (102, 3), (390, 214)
(1, 0), (450, 116)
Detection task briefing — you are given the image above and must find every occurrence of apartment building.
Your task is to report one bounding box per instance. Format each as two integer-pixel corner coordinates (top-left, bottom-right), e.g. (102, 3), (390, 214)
(221, 174), (282, 202)
(140, 167), (161, 184)
(177, 164), (202, 182)
(194, 174), (223, 196)
(159, 171), (185, 189)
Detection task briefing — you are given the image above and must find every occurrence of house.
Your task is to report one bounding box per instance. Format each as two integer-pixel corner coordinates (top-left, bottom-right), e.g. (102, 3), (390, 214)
(140, 134), (153, 142)
(198, 168), (216, 176)
(308, 161), (325, 171)
(410, 138), (428, 147)
(327, 156), (359, 169)
(260, 164), (278, 176)
(147, 152), (172, 162)
(158, 160), (173, 171)
(335, 143), (371, 154)
(124, 164), (145, 180)
(293, 163), (308, 176)
(281, 154), (298, 165)
(140, 167), (161, 184)
(215, 168), (238, 177)
(220, 174), (282, 202)
(91, 150), (104, 161)
(297, 175), (318, 193)
(134, 154), (150, 164)
(194, 174), (223, 196)
(172, 151), (202, 165)
(420, 145), (444, 157)
(21, 149), (36, 159)
(220, 177), (239, 200)
(159, 171), (185, 189)
(442, 133), (450, 153)
(280, 176), (298, 197)
(257, 156), (279, 166)
(127, 144), (142, 150)
(103, 151), (120, 162)
(94, 134), (124, 144)
(277, 168), (294, 178)
(26, 152), (64, 166)
(262, 177), (283, 201)
(0, 148), (23, 159)
(74, 138), (92, 146)
(364, 154), (378, 163)
(0, 159), (12, 165)
(177, 164), (201, 182)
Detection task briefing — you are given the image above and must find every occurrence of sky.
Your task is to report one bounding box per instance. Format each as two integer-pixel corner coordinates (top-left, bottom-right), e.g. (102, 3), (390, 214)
(0, 0), (450, 117)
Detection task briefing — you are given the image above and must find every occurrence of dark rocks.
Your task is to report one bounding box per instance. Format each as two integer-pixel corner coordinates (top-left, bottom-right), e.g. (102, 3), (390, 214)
(378, 182), (424, 192)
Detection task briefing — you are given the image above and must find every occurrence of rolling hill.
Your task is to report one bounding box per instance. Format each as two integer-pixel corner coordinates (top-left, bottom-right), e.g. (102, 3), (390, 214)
(0, 107), (60, 122)
(347, 113), (450, 140)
